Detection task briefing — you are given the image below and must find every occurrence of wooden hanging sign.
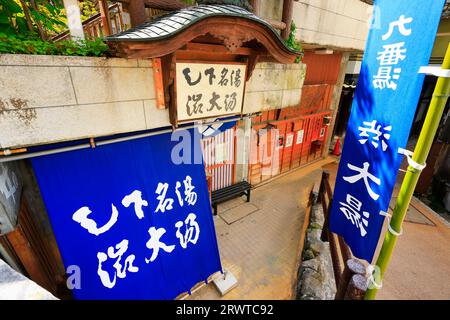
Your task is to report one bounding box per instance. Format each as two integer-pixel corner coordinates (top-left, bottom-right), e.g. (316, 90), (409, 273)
(175, 61), (246, 122)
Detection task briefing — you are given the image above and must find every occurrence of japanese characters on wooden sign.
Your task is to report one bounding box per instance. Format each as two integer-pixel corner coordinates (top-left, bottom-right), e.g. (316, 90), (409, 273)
(328, 0), (445, 262)
(175, 62), (246, 122)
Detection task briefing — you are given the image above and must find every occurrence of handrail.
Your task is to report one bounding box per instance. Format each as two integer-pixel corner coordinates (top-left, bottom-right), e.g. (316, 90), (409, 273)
(52, 3), (122, 41)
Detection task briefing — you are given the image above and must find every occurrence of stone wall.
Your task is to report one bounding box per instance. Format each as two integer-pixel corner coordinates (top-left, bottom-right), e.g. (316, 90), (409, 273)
(296, 193), (336, 300)
(0, 54), (167, 149)
(293, 0), (372, 51)
(0, 54), (305, 149)
(243, 62), (306, 114)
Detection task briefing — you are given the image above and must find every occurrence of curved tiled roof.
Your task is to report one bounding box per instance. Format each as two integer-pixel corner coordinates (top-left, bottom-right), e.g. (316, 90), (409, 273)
(105, 4), (298, 53)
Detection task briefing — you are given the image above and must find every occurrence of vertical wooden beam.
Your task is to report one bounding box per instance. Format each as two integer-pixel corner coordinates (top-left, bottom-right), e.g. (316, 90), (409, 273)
(99, 0), (112, 36)
(250, 0), (260, 15)
(152, 58), (165, 109)
(129, 0), (146, 27)
(117, 6), (125, 32)
(161, 53), (177, 128)
(5, 225), (53, 292)
(329, 231), (343, 287)
(281, 0), (294, 40)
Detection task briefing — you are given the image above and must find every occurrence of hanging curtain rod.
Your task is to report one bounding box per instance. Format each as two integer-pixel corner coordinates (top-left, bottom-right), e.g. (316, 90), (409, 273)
(0, 116), (247, 163)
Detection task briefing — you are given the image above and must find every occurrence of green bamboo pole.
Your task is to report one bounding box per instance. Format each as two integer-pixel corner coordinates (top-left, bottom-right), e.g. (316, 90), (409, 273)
(365, 43), (450, 300)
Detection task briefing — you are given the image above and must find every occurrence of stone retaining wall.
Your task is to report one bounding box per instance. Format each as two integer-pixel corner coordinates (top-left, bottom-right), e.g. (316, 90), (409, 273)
(296, 193), (336, 300)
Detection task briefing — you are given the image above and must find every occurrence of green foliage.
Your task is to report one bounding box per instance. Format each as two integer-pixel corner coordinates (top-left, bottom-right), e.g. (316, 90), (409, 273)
(180, 0), (196, 5)
(0, 34), (109, 56)
(0, 0), (67, 38)
(79, 0), (99, 21)
(0, 1), (107, 57)
(0, 0), (99, 39)
(285, 21), (303, 63)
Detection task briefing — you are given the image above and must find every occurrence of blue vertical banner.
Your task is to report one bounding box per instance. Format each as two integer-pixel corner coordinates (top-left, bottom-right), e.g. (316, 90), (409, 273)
(329, 0), (445, 262)
(31, 130), (222, 299)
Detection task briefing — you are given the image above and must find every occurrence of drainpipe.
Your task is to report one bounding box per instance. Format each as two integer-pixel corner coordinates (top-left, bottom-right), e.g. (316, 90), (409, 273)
(281, 0), (294, 40)
(62, 0), (85, 41)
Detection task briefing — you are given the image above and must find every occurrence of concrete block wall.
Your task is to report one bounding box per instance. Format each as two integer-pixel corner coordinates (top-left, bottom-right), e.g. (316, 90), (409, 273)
(0, 54), (169, 149)
(255, 0), (372, 51)
(243, 62), (306, 114)
(0, 55), (306, 149)
(293, 0), (372, 51)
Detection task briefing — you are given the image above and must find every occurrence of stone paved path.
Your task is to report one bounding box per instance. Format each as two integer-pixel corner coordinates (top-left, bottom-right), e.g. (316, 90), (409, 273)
(187, 158), (334, 300)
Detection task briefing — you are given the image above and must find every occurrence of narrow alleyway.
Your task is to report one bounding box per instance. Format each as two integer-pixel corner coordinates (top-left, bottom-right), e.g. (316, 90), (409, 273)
(188, 158), (335, 300)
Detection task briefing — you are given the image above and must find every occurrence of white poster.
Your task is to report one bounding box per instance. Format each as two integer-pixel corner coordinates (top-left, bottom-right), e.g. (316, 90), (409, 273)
(176, 62), (246, 121)
(215, 143), (229, 163)
(320, 127), (326, 137)
(285, 133), (294, 147)
(296, 130), (304, 144)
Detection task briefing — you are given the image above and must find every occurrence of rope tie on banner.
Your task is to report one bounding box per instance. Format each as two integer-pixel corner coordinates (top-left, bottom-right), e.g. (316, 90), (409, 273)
(418, 66), (450, 78)
(398, 148), (426, 171)
(379, 210), (403, 236)
(367, 265), (382, 289)
(366, 265), (383, 290)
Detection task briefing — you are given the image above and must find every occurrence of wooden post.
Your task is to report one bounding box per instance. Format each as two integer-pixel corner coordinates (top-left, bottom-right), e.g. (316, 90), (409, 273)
(249, 0), (260, 15)
(152, 58), (165, 109)
(335, 258), (366, 300)
(344, 274), (368, 300)
(328, 232), (342, 287)
(281, 0), (294, 40)
(317, 171), (325, 204)
(320, 171), (331, 242)
(98, 0), (112, 36)
(338, 235), (352, 262)
(129, 0), (146, 27)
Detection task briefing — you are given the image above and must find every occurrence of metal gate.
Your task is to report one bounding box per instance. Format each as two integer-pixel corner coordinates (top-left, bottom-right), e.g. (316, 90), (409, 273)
(201, 127), (236, 191)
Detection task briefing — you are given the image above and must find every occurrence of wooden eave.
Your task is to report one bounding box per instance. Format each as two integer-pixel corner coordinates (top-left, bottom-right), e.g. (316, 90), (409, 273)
(105, 6), (301, 64)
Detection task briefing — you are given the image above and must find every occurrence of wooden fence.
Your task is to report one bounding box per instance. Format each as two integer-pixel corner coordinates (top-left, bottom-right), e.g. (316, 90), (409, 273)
(317, 171), (369, 300)
(53, 4), (170, 42)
